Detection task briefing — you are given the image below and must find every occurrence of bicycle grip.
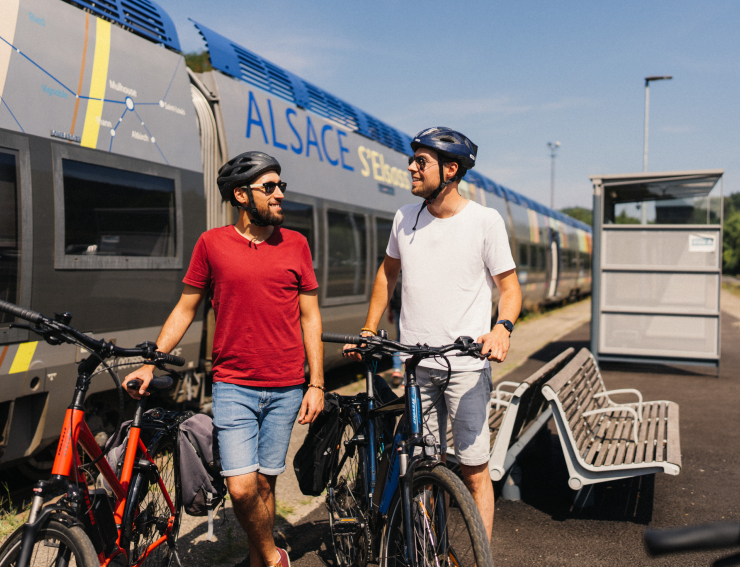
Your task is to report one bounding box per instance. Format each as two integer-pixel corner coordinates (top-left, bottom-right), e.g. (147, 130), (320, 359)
(322, 333), (365, 345)
(0, 300), (44, 325)
(645, 523), (740, 556)
(156, 352), (186, 367)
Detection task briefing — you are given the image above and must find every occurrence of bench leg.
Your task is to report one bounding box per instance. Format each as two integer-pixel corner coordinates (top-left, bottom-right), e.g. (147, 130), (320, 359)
(573, 485), (595, 508)
(501, 463), (522, 501)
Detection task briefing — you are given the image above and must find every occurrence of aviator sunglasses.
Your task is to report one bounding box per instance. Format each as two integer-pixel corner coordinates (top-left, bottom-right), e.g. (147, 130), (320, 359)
(248, 181), (288, 194)
(408, 155), (438, 171)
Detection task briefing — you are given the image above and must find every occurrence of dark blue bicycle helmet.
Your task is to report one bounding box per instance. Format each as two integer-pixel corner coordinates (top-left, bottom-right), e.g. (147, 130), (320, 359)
(410, 127), (478, 171)
(217, 151), (281, 227)
(409, 127), (478, 230)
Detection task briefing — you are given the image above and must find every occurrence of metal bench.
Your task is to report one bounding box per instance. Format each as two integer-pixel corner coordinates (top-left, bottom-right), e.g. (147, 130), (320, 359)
(445, 348), (576, 493)
(541, 347), (682, 492)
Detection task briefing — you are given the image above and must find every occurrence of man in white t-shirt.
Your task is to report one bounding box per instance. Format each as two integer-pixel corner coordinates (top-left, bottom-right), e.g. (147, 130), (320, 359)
(345, 127), (522, 542)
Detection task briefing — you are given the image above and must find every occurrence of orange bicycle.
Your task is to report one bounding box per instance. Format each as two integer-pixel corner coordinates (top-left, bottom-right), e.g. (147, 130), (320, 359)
(0, 300), (187, 567)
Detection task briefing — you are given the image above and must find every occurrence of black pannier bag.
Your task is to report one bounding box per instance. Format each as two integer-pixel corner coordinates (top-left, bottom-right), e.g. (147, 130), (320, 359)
(294, 375), (400, 497)
(294, 392), (341, 496)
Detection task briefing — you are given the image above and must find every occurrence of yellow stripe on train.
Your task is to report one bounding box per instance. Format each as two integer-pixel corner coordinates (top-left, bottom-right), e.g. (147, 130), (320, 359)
(9, 342), (38, 374)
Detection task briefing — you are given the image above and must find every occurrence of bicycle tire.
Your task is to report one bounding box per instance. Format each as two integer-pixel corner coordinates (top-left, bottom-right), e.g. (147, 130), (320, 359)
(380, 466), (493, 567)
(124, 433), (182, 567)
(328, 409), (371, 567)
(0, 519), (99, 567)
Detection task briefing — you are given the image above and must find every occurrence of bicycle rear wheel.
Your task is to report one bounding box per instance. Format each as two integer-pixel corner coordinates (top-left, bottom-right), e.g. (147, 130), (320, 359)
(124, 433), (182, 567)
(0, 519), (98, 567)
(380, 465), (493, 567)
(328, 410), (371, 567)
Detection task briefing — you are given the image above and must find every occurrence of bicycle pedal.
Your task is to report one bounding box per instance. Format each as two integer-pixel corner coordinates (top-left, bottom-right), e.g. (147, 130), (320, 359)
(333, 518), (363, 535)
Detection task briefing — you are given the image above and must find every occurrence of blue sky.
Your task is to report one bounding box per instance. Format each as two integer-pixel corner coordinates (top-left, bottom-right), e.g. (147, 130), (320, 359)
(158, 0), (739, 209)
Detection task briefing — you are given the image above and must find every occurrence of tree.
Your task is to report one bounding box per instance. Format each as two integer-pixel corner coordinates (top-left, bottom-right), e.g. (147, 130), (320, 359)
(723, 193), (740, 275)
(184, 51), (212, 73)
(560, 207), (592, 226)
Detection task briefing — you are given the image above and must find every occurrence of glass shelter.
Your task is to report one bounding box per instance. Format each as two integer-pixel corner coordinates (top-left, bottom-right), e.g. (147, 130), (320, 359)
(590, 170), (724, 371)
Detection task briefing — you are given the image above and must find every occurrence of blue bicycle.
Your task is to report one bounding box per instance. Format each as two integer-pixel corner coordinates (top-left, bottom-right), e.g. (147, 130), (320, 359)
(322, 332), (494, 567)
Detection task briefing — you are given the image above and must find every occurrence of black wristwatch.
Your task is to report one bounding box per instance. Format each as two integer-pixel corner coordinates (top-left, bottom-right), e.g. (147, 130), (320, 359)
(496, 319), (514, 335)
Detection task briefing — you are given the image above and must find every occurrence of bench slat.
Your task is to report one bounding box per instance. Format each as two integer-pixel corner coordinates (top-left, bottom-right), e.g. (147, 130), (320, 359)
(635, 403), (653, 463)
(655, 402), (667, 462)
(666, 402), (681, 468)
(543, 348), (592, 395)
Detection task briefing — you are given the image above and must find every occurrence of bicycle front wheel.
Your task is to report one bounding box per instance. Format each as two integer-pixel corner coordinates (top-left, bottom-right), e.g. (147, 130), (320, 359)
(124, 433), (182, 567)
(328, 410), (371, 567)
(0, 519), (99, 567)
(380, 465), (493, 567)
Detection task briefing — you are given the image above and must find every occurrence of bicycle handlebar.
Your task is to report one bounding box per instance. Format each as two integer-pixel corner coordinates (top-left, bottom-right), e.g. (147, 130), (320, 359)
(321, 332), (482, 358)
(0, 300), (185, 367)
(322, 333), (366, 345)
(0, 299), (44, 325)
(644, 523), (740, 556)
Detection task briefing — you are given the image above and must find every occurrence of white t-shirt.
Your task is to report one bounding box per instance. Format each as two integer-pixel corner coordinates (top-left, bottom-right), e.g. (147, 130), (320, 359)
(386, 200), (516, 370)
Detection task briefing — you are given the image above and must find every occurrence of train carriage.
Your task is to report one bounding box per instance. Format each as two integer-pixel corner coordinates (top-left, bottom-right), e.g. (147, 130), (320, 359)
(0, 0), (591, 472)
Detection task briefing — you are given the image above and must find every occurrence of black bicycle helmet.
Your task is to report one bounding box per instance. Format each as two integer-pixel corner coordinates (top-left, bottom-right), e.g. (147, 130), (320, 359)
(217, 151), (281, 227)
(409, 127), (478, 230)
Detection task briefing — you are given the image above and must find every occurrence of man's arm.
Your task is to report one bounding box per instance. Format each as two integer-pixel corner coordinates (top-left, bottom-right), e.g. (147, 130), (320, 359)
(344, 255), (401, 360)
(123, 284), (207, 398)
(298, 289), (324, 424)
(476, 269), (522, 363)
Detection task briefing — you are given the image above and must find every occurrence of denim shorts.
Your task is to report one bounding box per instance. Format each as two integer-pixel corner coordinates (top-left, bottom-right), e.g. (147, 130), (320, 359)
(416, 366), (492, 467)
(212, 382), (303, 477)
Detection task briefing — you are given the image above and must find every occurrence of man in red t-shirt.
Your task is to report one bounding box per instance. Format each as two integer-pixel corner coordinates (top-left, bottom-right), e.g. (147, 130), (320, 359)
(124, 152), (323, 567)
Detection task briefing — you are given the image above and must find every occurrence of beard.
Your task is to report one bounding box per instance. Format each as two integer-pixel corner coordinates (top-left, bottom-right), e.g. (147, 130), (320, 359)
(411, 179), (438, 199)
(253, 201), (284, 226)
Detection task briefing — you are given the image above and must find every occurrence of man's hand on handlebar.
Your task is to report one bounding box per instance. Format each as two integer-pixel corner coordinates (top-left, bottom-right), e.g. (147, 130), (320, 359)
(123, 365), (154, 400)
(477, 325), (510, 363)
(342, 331), (373, 362)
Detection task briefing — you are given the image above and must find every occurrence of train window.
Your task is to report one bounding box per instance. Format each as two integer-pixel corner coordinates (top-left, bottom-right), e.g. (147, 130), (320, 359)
(281, 201), (315, 261)
(538, 246), (547, 270)
(518, 243), (529, 267)
(0, 151), (19, 325)
(376, 218), (394, 271)
(62, 160), (175, 258)
(326, 210), (367, 298)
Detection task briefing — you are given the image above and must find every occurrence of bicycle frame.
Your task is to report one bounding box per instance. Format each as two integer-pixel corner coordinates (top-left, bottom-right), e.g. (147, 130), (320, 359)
(330, 351), (448, 567)
(20, 362), (176, 567)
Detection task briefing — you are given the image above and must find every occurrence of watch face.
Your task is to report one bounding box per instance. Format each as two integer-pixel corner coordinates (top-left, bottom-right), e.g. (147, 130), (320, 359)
(499, 320), (513, 333)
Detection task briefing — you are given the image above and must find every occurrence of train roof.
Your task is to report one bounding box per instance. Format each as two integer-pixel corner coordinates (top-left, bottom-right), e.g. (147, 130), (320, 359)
(191, 19), (591, 234)
(63, 0), (180, 51)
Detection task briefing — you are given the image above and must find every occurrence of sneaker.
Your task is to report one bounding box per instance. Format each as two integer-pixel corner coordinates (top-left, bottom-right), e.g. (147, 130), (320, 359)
(274, 547), (291, 567)
(391, 372), (403, 387)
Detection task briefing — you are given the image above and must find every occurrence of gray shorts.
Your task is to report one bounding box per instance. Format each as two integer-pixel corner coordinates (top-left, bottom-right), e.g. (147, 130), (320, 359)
(416, 366), (492, 467)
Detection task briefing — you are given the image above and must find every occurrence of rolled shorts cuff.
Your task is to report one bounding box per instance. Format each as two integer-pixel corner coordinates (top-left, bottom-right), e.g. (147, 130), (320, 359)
(221, 463), (260, 477)
(259, 465), (286, 476)
(457, 456), (490, 467)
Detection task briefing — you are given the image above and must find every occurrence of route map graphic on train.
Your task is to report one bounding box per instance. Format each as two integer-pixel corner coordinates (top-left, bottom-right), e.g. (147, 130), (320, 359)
(0, 0), (201, 172)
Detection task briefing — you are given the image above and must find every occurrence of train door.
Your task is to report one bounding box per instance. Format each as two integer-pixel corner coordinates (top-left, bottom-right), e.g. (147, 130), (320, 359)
(547, 228), (560, 299)
(0, 133), (32, 343)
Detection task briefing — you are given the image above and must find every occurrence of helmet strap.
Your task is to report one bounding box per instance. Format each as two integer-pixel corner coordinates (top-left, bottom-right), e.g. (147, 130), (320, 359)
(235, 187), (270, 227)
(412, 161), (453, 231)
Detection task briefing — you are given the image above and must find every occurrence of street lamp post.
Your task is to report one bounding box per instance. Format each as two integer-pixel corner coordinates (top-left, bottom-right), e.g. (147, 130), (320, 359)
(547, 141), (560, 209)
(643, 75), (672, 172)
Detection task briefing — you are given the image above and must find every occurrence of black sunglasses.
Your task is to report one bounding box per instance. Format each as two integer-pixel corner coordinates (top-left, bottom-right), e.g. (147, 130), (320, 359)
(408, 155), (437, 171)
(248, 181), (288, 195)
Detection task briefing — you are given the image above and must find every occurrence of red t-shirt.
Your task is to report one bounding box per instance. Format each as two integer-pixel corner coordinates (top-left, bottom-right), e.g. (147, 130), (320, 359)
(183, 225), (318, 387)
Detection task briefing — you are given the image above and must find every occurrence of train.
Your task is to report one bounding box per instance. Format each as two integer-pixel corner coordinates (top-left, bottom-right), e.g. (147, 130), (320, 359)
(0, 0), (592, 473)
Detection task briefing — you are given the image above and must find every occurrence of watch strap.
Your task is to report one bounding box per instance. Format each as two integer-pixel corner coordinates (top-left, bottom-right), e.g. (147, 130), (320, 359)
(496, 319), (514, 334)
